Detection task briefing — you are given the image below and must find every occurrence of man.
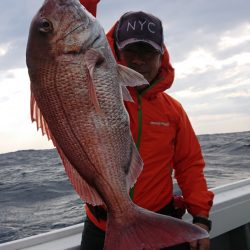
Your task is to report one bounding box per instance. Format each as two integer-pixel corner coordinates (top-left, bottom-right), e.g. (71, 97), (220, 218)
(80, 1), (214, 249)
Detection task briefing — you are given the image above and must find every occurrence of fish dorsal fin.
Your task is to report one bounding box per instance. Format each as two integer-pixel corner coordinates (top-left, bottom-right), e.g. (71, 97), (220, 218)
(30, 90), (103, 205)
(126, 143), (144, 191)
(84, 48), (105, 114)
(117, 64), (149, 102)
(30, 91), (52, 141)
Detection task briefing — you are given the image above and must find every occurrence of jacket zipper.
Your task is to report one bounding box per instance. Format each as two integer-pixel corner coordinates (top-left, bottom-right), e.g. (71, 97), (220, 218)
(129, 80), (162, 199)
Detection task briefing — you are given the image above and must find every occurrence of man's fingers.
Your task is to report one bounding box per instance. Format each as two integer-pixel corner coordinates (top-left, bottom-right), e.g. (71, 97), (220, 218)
(190, 238), (210, 250)
(190, 240), (198, 250)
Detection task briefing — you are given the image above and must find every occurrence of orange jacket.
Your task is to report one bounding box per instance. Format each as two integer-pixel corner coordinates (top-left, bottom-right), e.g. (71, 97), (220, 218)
(80, 0), (214, 231)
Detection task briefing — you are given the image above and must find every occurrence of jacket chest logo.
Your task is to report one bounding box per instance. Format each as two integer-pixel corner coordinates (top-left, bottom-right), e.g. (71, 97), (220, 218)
(150, 121), (170, 127)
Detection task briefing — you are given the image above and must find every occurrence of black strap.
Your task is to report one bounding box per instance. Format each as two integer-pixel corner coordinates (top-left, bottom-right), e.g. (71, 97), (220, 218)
(193, 216), (212, 232)
(87, 204), (107, 221)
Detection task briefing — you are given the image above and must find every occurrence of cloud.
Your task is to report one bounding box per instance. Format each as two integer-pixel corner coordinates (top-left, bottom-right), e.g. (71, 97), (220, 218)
(174, 49), (250, 81)
(0, 0), (250, 153)
(170, 19), (250, 98)
(218, 24), (250, 50)
(174, 48), (217, 79)
(0, 0), (44, 71)
(226, 89), (250, 98)
(0, 42), (12, 56)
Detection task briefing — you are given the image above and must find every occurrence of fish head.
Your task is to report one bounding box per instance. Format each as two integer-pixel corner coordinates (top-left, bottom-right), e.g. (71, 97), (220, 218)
(26, 0), (104, 68)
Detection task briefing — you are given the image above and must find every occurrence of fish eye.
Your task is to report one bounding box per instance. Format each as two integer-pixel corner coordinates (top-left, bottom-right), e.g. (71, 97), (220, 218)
(39, 18), (53, 33)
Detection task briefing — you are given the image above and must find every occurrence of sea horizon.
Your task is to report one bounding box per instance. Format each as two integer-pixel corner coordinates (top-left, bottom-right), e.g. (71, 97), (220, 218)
(1, 129), (249, 155)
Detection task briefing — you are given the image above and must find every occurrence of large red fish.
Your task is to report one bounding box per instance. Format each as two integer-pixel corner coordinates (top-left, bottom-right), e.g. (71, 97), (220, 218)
(26, 0), (208, 249)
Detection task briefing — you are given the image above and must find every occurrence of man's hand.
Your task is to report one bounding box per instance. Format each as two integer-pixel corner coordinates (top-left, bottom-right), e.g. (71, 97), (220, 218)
(190, 223), (210, 250)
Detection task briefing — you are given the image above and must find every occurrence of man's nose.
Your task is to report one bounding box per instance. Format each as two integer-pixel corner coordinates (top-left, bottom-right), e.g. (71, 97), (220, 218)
(131, 54), (145, 65)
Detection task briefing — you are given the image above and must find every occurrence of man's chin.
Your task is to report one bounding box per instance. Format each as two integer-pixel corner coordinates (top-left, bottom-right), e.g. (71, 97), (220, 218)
(138, 72), (151, 82)
(136, 84), (149, 91)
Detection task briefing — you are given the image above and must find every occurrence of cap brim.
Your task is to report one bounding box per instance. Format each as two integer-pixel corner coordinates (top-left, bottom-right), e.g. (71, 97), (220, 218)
(117, 38), (163, 54)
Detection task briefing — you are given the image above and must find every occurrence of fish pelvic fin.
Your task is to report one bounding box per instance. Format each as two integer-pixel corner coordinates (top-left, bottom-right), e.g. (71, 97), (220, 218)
(84, 48), (105, 114)
(126, 143), (143, 191)
(121, 85), (134, 102)
(104, 206), (209, 250)
(117, 64), (149, 102)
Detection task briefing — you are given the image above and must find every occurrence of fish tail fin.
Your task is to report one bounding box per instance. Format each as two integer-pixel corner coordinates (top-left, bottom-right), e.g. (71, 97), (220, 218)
(104, 206), (208, 250)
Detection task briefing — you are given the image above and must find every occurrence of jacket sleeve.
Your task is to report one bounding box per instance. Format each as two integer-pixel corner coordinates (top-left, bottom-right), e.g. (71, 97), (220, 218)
(79, 0), (100, 17)
(173, 106), (214, 217)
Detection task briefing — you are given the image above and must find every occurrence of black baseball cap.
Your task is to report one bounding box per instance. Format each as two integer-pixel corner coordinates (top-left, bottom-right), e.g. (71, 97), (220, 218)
(115, 11), (164, 54)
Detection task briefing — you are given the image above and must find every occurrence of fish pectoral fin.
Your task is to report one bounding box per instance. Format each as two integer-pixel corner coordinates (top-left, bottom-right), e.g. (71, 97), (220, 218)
(84, 48), (105, 78)
(117, 64), (149, 87)
(84, 49), (105, 114)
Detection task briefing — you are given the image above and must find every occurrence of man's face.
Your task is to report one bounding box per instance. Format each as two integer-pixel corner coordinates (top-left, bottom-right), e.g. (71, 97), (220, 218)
(118, 43), (162, 83)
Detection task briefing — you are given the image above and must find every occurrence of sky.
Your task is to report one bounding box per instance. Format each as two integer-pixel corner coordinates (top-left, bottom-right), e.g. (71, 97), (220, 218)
(0, 0), (250, 154)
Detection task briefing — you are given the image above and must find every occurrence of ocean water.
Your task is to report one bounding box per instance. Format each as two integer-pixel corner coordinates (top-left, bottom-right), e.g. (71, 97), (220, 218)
(0, 131), (250, 244)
